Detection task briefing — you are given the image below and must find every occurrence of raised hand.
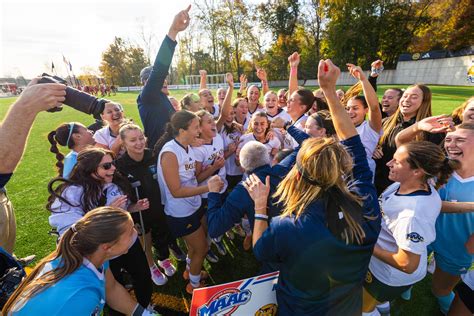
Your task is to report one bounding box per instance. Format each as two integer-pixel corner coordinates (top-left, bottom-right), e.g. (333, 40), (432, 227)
(226, 72), (234, 86)
(256, 68), (268, 81)
(243, 174), (270, 212)
(239, 74), (248, 89)
(318, 59), (340, 90)
(199, 69), (207, 77)
(346, 63), (366, 81)
(371, 59), (383, 70)
(168, 5), (191, 40)
(416, 114), (454, 133)
(288, 52), (300, 68)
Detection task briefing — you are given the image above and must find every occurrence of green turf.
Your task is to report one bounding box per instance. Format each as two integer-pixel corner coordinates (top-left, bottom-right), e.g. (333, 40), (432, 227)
(0, 84), (472, 314)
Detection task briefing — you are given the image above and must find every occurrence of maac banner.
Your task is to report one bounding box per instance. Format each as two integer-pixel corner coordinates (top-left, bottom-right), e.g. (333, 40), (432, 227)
(190, 271), (279, 316)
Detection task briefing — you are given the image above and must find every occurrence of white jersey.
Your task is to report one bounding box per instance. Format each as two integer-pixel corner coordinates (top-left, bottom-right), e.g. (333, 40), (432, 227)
(157, 139), (201, 217)
(284, 114), (308, 149)
(356, 120), (382, 179)
(266, 108), (292, 124)
(193, 135), (228, 198)
(211, 103), (220, 119)
(238, 133), (281, 158)
(49, 183), (124, 236)
(369, 182), (441, 287)
(93, 126), (117, 149)
(220, 126), (244, 177)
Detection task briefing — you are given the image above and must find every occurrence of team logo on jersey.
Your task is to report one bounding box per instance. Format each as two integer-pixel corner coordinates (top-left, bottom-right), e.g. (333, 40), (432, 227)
(406, 232), (424, 243)
(365, 271), (373, 284)
(197, 288), (252, 315)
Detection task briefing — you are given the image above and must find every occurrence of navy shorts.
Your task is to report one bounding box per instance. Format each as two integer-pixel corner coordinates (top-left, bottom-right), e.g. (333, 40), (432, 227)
(455, 281), (474, 313)
(363, 270), (412, 303)
(166, 206), (206, 238)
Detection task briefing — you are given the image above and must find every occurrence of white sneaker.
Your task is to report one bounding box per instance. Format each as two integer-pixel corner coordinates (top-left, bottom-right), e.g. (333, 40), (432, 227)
(158, 259), (176, 277)
(151, 266), (168, 286)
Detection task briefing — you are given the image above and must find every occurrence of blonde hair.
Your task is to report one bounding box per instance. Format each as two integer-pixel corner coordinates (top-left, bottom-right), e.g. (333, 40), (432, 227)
(452, 96), (474, 123)
(3, 207), (131, 314)
(274, 137), (367, 244)
(380, 84), (432, 145)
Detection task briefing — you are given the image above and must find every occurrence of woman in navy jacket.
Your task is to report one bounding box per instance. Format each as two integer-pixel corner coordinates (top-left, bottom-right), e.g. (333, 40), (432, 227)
(243, 60), (381, 315)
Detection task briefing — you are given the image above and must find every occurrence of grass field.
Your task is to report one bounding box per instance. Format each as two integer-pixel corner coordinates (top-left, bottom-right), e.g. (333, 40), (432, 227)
(0, 84), (472, 314)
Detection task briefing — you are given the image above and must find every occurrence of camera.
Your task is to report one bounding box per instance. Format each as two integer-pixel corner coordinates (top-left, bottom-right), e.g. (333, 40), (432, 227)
(38, 74), (108, 119)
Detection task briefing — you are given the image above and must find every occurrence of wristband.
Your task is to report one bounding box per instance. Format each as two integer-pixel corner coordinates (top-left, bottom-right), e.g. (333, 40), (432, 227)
(254, 213), (269, 221)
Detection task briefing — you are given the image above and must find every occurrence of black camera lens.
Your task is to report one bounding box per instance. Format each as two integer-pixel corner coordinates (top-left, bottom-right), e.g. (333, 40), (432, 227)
(38, 74), (106, 118)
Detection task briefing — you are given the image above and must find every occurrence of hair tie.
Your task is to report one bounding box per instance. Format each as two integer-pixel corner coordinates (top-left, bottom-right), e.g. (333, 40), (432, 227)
(296, 162), (320, 186)
(70, 223), (77, 233)
(66, 122), (75, 147)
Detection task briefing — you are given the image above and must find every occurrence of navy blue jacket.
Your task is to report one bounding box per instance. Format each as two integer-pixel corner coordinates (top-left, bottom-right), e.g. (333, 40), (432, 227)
(137, 35), (176, 148)
(207, 126), (305, 239)
(253, 135), (381, 315)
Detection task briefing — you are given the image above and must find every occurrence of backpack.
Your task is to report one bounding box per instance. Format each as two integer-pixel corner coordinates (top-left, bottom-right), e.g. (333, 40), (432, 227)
(0, 247), (25, 308)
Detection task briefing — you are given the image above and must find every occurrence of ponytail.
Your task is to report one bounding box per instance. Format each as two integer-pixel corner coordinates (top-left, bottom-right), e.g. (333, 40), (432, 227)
(48, 130), (66, 175)
(153, 110), (199, 156)
(436, 158), (461, 189)
(153, 122), (174, 157)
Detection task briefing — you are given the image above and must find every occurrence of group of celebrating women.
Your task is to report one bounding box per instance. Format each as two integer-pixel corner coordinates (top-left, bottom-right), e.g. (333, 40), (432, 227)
(3, 5), (473, 316)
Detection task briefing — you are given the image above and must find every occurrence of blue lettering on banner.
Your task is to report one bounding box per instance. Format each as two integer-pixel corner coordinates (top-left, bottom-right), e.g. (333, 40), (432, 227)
(198, 289), (252, 316)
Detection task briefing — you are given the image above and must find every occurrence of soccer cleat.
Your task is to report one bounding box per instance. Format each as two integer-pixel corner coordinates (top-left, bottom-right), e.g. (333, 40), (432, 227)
(169, 243), (187, 262)
(186, 281), (206, 295)
(158, 259), (177, 277)
(183, 269), (209, 281)
(150, 266), (168, 286)
(212, 238), (227, 256)
(206, 249), (219, 263)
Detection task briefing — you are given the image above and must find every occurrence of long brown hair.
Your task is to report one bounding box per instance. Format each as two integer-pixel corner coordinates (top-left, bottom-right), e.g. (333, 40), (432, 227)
(46, 147), (131, 212)
(452, 96), (474, 124)
(274, 137), (367, 244)
(3, 207), (131, 314)
(246, 111), (271, 137)
(403, 141), (460, 189)
(380, 84), (432, 145)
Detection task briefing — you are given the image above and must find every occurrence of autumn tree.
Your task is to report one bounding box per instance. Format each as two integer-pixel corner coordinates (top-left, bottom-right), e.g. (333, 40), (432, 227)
(99, 37), (149, 86)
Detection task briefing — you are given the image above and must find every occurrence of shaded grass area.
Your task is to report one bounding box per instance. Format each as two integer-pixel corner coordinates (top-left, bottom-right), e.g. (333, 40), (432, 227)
(0, 84), (472, 314)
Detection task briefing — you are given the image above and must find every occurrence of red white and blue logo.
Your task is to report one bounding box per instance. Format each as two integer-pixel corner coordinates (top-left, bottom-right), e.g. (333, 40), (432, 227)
(197, 288), (252, 315)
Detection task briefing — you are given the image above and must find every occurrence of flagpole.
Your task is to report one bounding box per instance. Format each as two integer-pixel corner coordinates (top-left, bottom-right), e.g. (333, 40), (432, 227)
(62, 54), (73, 86)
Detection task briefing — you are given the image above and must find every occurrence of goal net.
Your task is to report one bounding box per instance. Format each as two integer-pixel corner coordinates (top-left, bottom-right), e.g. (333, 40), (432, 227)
(185, 73), (227, 90)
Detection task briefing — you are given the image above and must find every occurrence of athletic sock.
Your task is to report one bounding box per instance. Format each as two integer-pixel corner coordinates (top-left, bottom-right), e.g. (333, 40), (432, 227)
(186, 256), (191, 271)
(149, 264), (158, 271)
(189, 272), (201, 287)
(436, 292), (455, 315)
(362, 309), (381, 316)
(376, 301), (390, 314)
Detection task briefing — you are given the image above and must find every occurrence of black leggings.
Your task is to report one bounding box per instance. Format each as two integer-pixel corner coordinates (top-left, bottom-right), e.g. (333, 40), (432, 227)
(108, 238), (152, 315)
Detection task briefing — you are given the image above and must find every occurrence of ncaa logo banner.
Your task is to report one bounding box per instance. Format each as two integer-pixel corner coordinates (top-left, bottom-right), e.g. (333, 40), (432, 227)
(190, 271), (279, 316)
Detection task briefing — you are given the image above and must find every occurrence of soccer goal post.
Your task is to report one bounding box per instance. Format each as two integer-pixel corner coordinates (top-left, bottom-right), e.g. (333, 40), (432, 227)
(185, 73), (227, 90)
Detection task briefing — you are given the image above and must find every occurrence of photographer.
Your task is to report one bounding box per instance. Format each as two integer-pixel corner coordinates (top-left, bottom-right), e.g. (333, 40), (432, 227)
(0, 79), (66, 255)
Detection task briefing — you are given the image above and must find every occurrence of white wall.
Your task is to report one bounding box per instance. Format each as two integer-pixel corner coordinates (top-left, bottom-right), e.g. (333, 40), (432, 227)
(268, 55), (474, 87)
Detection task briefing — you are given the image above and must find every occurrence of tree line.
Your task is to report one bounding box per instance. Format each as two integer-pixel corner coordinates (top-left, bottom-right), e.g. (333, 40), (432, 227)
(99, 0), (472, 86)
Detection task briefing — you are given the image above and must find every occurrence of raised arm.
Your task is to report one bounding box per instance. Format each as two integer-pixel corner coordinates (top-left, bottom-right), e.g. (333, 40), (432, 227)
(216, 73), (234, 131)
(140, 5), (190, 104)
(0, 79), (66, 174)
(288, 52), (300, 97)
(256, 67), (269, 95)
(441, 201), (474, 213)
(318, 60), (357, 140)
(238, 74), (247, 98)
(347, 63), (382, 132)
(394, 114), (454, 147)
(199, 69), (207, 90)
